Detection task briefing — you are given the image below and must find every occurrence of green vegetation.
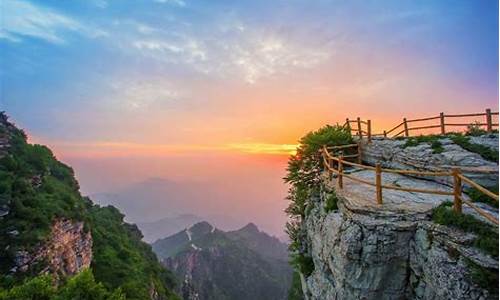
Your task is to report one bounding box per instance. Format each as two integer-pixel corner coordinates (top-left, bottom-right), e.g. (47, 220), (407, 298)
(287, 272), (304, 300)
(466, 122), (488, 137)
(88, 206), (178, 299)
(399, 130), (498, 162)
(290, 254), (314, 277)
(432, 202), (498, 258)
(466, 185), (499, 208)
(465, 259), (498, 296)
(284, 125), (352, 277)
(0, 270), (125, 300)
(324, 191), (338, 212)
(449, 134), (498, 163)
(0, 114), (179, 299)
(402, 135), (444, 154)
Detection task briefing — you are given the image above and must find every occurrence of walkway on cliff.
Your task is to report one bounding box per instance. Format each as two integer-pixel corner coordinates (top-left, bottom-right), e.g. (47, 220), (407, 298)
(326, 168), (499, 224)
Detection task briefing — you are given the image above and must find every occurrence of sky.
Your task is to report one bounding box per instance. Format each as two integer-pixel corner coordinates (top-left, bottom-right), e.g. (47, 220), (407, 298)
(0, 0), (498, 236)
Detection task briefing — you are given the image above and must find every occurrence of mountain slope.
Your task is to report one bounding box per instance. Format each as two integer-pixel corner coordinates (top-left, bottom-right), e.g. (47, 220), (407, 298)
(153, 222), (292, 300)
(0, 113), (178, 299)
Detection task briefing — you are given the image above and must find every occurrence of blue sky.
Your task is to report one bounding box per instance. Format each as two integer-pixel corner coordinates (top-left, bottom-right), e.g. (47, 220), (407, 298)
(1, 0), (498, 147)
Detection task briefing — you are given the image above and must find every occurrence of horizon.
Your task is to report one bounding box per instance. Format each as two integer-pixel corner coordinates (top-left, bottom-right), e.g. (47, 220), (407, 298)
(1, 0), (498, 236)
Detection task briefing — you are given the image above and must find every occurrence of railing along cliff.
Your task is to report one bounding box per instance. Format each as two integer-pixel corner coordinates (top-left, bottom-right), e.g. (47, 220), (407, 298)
(321, 144), (499, 225)
(343, 109), (499, 141)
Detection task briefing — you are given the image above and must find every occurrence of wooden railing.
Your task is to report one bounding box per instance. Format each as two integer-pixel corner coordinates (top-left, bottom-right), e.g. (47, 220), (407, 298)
(321, 145), (499, 225)
(343, 109), (499, 140)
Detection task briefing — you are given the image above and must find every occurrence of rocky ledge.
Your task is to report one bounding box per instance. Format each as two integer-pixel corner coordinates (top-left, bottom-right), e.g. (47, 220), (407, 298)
(301, 182), (498, 299)
(361, 134), (498, 187)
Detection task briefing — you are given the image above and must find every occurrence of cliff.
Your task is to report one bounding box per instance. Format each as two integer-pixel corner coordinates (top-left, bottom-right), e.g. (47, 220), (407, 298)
(0, 112), (178, 299)
(285, 125), (498, 300)
(12, 219), (92, 277)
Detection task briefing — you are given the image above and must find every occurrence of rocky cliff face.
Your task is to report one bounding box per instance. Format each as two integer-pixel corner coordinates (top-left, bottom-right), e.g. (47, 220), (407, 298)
(298, 135), (498, 300)
(12, 219), (92, 277)
(302, 191), (497, 299)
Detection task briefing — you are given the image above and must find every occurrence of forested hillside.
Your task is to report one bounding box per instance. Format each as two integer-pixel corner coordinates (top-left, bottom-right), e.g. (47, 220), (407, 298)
(0, 113), (179, 300)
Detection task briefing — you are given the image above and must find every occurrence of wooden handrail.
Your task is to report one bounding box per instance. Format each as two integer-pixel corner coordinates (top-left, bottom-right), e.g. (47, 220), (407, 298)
(458, 174), (499, 201)
(446, 123), (488, 126)
(381, 183), (454, 196)
(380, 168), (452, 176)
(462, 198), (499, 225)
(408, 125), (441, 131)
(342, 172), (377, 187)
(326, 144), (359, 149)
(321, 144), (498, 225)
(355, 109), (500, 138)
(386, 122), (404, 134)
(406, 115), (440, 123)
(445, 113), (488, 118)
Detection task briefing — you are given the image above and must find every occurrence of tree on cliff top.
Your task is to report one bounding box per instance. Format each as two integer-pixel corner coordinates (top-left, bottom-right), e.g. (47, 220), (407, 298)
(284, 125), (352, 279)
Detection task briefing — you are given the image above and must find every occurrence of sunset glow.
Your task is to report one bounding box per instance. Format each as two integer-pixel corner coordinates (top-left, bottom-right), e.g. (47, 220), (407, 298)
(1, 0), (498, 235)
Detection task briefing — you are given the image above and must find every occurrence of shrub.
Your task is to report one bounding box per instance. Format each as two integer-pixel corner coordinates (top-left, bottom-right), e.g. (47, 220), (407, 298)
(0, 271), (125, 300)
(450, 135), (498, 163)
(432, 202), (498, 258)
(402, 135), (444, 154)
(466, 185), (499, 208)
(290, 254), (314, 277)
(466, 122), (487, 137)
(287, 272), (304, 300)
(284, 125), (351, 277)
(324, 192), (338, 213)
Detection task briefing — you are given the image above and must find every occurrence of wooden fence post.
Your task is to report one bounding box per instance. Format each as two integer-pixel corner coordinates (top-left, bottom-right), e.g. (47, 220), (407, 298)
(357, 141), (362, 164)
(452, 168), (462, 214)
(367, 120), (372, 143)
(403, 118), (409, 137)
(357, 117), (362, 138)
(383, 130), (387, 138)
(440, 112), (445, 135)
(345, 118), (350, 129)
(337, 154), (343, 189)
(486, 108), (492, 133)
(375, 163), (382, 205)
(328, 156), (332, 180)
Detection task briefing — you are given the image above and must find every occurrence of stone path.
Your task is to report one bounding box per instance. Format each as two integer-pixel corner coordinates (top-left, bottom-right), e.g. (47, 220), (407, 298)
(329, 169), (499, 224)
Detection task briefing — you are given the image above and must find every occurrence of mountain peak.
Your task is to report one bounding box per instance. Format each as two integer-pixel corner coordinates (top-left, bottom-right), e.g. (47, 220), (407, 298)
(239, 222), (259, 233)
(189, 221), (215, 235)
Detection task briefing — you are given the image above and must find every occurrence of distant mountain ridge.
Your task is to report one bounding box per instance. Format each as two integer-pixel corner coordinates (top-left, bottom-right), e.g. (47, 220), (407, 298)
(153, 222), (292, 300)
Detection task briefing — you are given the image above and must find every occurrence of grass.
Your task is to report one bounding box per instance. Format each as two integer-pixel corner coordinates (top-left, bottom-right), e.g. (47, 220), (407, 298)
(466, 185), (499, 208)
(402, 135), (445, 154)
(399, 132), (498, 162)
(449, 134), (498, 163)
(324, 192), (338, 213)
(432, 202), (498, 258)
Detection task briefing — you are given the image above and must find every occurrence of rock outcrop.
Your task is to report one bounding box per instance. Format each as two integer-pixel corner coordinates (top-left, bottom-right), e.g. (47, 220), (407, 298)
(13, 219), (92, 277)
(361, 134), (498, 187)
(300, 185), (497, 300)
(298, 134), (499, 300)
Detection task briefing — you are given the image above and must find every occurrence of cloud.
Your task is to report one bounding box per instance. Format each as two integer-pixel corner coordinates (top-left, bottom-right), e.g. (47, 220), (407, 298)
(109, 79), (183, 111)
(129, 28), (329, 83)
(153, 0), (186, 7)
(132, 38), (208, 70)
(228, 36), (330, 84)
(0, 0), (106, 44)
